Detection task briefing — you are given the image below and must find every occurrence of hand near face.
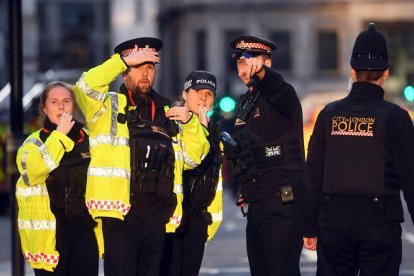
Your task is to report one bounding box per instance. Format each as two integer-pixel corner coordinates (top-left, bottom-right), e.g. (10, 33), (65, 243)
(237, 56), (267, 85)
(56, 112), (75, 135)
(198, 103), (211, 128)
(122, 44), (160, 67)
(166, 106), (192, 124)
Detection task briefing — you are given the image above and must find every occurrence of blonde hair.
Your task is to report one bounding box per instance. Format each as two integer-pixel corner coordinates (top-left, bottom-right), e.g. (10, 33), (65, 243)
(38, 81), (85, 126)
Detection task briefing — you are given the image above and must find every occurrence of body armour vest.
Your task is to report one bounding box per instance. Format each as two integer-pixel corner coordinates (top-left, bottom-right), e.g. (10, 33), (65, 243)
(127, 106), (175, 199)
(41, 120), (91, 220)
(323, 100), (399, 195)
(183, 121), (222, 211)
(229, 90), (303, 183)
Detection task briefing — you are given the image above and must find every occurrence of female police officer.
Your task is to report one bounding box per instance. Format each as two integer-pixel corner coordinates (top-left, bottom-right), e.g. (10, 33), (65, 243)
(161, 71), (223, 276)
(16, 82), (99, 275)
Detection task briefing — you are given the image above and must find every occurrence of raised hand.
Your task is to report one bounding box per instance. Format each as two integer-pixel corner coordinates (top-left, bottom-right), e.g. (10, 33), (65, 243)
(56, 112), (75, 135)
(198, 103), (211, 128)
(122, 45), (160, 67)
(166, 106), (192, 124)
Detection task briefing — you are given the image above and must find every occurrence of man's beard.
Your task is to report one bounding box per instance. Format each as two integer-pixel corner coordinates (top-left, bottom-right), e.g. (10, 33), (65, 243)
(127, 81), (152, 96)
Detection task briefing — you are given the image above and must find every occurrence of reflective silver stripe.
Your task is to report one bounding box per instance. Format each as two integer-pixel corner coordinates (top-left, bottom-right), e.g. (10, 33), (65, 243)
(174, 183), (183, 194)
(16, 185), (49, 197)
(88, 167), (130, 179)
(38, 144), (58, 172)
(23, 138), (42, 147)
(21, 152), (30, 186)
(182, 149), (200, 168)
(174, 151), (183, 161)
(89, 135), (129, 147)
(216, 181), (223, 192)
(77, 74), (105, 102)
(109, 93), (118, 137)
(88, 106), (106, 126)
(20, 138), (57, 186)
(18, 219), (56, 230)
(211, 211), (222, 223)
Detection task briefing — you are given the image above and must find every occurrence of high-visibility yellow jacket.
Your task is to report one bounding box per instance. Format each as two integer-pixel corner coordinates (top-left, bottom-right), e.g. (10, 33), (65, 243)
(74, 54), (209, 233)
(206, 141), (224, 242)
(15, 130), (97, 271)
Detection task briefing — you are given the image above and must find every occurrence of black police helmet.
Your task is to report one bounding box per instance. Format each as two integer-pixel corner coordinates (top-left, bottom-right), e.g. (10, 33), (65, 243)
(350, 23), (389, 71)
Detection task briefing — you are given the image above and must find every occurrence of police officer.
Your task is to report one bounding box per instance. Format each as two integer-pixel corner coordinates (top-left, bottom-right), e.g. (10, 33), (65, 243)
(225, 35), (305, 276)
(161, 71), (223, 276)
(16, 82), (99, 275)
(302, 23), (414, 276)
(74, 37), (209, 276)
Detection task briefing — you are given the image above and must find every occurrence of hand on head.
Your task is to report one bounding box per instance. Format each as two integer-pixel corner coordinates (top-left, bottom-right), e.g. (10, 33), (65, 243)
(123, 45), (160, 67)
(56, 112), (75, 135)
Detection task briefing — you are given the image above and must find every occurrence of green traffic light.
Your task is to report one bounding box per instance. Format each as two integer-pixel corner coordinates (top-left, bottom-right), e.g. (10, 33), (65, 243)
(219, 96), (236, 112)
(404, 85), (414, 102)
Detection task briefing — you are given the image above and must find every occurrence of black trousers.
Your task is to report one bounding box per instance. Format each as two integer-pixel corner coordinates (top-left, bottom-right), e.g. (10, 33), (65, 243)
(102, 213), (166, 276)
(160, 209), (208, 276)
(34, 225), (99, 276)
(246, 196), (303, 276)
(316, 222), (402, 276)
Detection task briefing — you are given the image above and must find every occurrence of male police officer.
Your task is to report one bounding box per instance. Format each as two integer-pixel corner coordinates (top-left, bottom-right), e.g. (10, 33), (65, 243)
(302, 23), (414, 276)
(225, 35), (304, 276)
(74, 37), (209, 276)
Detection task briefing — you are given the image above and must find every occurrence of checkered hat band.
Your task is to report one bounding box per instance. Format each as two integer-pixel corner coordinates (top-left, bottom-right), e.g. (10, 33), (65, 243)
(121, 47), (157, 57)
(236, 42), (271, 52)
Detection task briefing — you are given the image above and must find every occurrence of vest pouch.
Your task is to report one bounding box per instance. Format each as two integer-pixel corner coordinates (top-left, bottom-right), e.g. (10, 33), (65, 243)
(233, 137), (258, 183)
(157, 146), (174, 198)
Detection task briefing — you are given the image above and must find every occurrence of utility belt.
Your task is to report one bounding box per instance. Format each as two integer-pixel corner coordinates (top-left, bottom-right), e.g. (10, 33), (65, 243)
(236, 184), (295, 217)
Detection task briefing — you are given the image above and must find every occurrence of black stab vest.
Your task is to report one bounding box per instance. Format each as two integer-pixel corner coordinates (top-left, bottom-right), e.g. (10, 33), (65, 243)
(322, 100), (399, 195)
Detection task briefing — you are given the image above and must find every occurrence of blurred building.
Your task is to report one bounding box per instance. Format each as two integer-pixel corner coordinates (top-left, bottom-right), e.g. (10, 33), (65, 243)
(1, 0), (414, 119)
(158, 0), (414, 111)
(0, 0), (159, 122)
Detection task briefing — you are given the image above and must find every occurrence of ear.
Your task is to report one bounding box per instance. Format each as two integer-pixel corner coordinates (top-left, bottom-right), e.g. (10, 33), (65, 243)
(182, 90), (188, 101)
(350, 67), (357, 81)
(264, 58), (271, 67)
(383, 69), (389, 80)
(122, 72), (127, 81)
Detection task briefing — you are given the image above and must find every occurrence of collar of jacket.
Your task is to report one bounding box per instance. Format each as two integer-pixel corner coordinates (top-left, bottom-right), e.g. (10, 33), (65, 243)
(349, 81), (385, 100)
(42, 117), (84, 143)
(119, 84), (171, 108)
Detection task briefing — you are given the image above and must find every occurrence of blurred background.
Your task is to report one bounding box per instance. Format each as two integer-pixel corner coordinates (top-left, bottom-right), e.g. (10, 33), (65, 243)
(1, 0), (414, 275)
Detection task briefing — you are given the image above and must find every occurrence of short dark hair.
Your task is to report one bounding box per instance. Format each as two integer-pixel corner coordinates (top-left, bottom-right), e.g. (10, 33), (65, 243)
(355, 70), (385, 82)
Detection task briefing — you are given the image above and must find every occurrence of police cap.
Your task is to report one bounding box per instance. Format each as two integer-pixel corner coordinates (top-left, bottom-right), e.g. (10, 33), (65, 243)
(230, 35), (277, 59)
(183, 70), (217, 94)
(114, 37), (163, 57)
(350, 23), (389, 71)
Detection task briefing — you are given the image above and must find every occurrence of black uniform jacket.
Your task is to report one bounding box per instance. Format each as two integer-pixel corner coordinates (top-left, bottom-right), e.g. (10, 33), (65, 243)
(233, 66), (305, 203)
(302, 81), (414, 238)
